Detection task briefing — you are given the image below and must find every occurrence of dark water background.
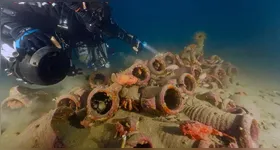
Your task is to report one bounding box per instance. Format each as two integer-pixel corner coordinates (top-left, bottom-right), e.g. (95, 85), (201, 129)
(108, 0), (280, 78)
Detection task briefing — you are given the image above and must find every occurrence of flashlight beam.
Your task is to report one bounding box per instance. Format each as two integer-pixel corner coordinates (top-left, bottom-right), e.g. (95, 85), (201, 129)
(143, 43), (159, 54)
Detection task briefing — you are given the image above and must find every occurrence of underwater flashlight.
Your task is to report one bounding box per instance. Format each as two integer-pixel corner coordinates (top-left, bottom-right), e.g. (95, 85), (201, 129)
(142, 41), (147, 47)
(142, 41), (159, 54)
(105, 62), (110, 68)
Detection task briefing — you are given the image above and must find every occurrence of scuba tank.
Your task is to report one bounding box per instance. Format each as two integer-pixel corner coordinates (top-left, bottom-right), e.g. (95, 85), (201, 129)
(75, 39), (110, 71)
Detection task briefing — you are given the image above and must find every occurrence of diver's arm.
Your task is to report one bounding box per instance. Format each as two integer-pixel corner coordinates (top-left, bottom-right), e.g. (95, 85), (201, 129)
(98, 2), (144, 52)
(101, 18), (144, 52)
(64, 2), (144, 53)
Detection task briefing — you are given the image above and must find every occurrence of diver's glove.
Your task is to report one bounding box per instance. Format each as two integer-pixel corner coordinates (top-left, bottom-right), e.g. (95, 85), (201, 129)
(12, 27), (52, 55)
(129, 35), (144, 53)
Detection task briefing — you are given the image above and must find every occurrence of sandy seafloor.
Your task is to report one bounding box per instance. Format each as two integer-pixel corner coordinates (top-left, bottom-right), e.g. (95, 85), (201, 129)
(0, 58), (280, 148)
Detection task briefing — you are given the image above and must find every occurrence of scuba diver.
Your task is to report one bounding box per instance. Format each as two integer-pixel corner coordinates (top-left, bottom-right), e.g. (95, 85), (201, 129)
(0, 1), (145, 86)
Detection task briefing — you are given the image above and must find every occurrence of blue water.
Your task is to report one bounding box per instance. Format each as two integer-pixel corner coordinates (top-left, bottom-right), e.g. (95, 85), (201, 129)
(108, 0), (280, 77)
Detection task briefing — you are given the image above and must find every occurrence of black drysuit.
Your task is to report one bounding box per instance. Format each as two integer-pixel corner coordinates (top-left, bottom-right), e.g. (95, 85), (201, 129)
(0, 2), (133, 50)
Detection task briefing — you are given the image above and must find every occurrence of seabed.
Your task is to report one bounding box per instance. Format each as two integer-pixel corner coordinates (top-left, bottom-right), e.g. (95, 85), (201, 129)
(0, 32), (280, 148)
